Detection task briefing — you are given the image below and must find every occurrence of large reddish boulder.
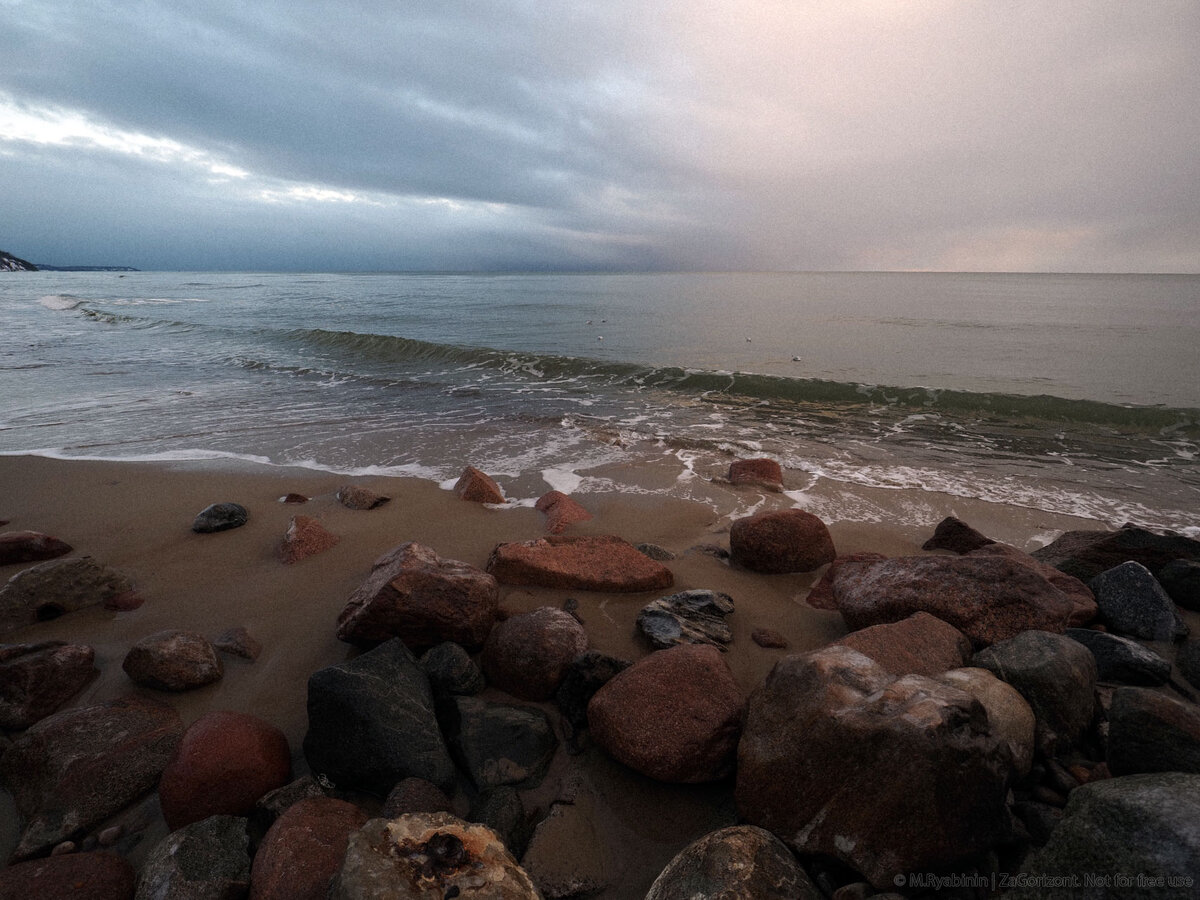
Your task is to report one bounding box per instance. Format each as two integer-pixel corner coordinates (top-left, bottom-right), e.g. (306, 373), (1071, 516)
(336, 542), (498, 651)
(0, 697), (183, 861)
(587, 644), (745, 783)
(968, 542), (1097, 626)
(0, 852), (135, 899)
(0, 641), (97, 730)
(481, 606), (588, 700)
(833, 611), (971, 676)
(0, 531), (73, 566)
(806, 552), (888, 610)
(729, 509), (836, 574)
(728, 458), (784, 492)
(251, 796), (369, 900)
(736, 646), (1017, 888)
(487, 535), (673, 592)
(122, 629), (223, 691)
(158, 710), (292, 830)
(454, 466), (506, 504)
(534, 491), (592, 534)
(278, 515), (339, 564)
(921, 516), (995, 554)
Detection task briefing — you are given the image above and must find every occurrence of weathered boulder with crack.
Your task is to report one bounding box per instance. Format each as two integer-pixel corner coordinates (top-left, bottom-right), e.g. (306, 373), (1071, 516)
(588, 643), (744, 783)
(336, 542), (498, 651)
(1088, 560), (1187, 641)
(637, 589), (734, 650)
(122, 629), (223, 691)
(481, 606), (588, 701)
(439, 696), (558, 791)
(971, 630), (1097, 755)
(0, 531), (73, 566)
(729, 509), (836, 574)
(304, 638), (456, 794)
(486, 534), (673, 592)
(0, 697), (183, 861)
(330, 813), (541, 900)
(454, 466), (506, 504)
(645, 825), (821, 900)
(134, 815), (250, 900)
(1065, 627), (1171, 685)
(735, 646), (1017, 889)
(1107, 686), (1200, 776)
(0, 852), (136, 899)
(0, 641), (97, 730)
(279, 515), (339, 563)
(832, 611), (971, 676)
(251, 797), (370, 900)
(805, 552), (888, 610)
(1031, 523), (1200, 582)
(191, 502), (248, 533)
(0, 556), (136, 634)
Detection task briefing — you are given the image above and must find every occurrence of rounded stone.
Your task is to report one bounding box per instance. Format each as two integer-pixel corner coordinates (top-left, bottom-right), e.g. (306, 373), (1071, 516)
(729, 508), (836, 574)
(251, 797), (369, 900)
(191, 502), (248, 533)
(122, 629), (223, 692)
(481, 606), (588, 700)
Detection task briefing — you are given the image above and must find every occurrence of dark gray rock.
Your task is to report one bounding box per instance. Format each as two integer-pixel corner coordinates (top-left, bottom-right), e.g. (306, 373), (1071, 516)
(1066, 627), (1171, 685)
(636, 542), (677, 561)
(921, 516), (995, 554)
(1010, 800), (1063, 847)
(0, 556), (135, 634)
(440, 695), (558, 791)
(1107, 686), (1200, 776)
(1032, 524), (1200, 582)
(0, 641), (97, 729)
(420, 641), (484, 696)
(470, 787), (528, 859)
(134, 814), (250, 900)
(1178, 639), (1200, 689)
(382, 777), (454, 818)
(637, 589), (734, 651)
(1089, 561), (1186, 641)
(553, 650), (630, 739)
(303, 638), (456, 795)
(1160, 559), (1200, 611)
(191, 502), (248, 533)
(645, 825), (821, 900)
(252, 775), (327, 833)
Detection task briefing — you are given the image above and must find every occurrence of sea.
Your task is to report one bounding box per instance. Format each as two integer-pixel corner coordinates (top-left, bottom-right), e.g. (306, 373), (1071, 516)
(1, 271), (1197, 536)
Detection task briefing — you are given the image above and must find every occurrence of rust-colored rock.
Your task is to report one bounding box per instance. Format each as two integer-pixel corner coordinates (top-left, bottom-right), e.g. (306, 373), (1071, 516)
(487, 534), (674, 592)
(279, 515), (339, 564)
(0, 531), (73, 566)
(968, 542), (1097, 626)
(751, 628), (789, 649)
(0, 641), (97, 730)
(122, 629), (223, 691)
(0, 851), (135, 899)
(534, 490), (592, 534)
(481, 606), (588, 700)
(336, 485), (390, 510)
(453, 466), (506, 504)
(158, 710), (292, 830)
(588, 644), (745, 783)
(834, 612), (972, 676)
(921, 516), (995, 554)
(806, 552), (888, 610)
(729, 509), (836, 574)
(251, 796), (369, 900)
(728, 458), (784, 491)
(336, 542), (498, 651)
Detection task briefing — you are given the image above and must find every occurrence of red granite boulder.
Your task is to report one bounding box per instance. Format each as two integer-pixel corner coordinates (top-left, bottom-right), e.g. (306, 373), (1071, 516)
(833, 612), (972, 676)
(728, 458), (784, 491)
(278, 515), (339, 564)
(0, 852), (135, 899)
(122, 629), (223, 691)
(0, 641), (98, 730)
(535, 491), (592, 534)
(921, 516), (995, 554)
(968, 542), (1097, 626)
(0, 531), (73, 566)
(250, 796), (369, 900)
(487, 534), (673, 592)
(454, 466), (506, 504)
(481, 606), (588, 700)
(806, 552), (888, 610)
(729, 509), (836, 574)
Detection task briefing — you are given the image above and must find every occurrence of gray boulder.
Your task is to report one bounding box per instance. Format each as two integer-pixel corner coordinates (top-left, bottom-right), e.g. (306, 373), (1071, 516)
(637, 589), (734, 651)
(191, 502), (248, 533)
(134, 815), (250, 900)
(440, 695), (558, 791)
(420, 641), (485, 696)
(1031, 524), (1200, 582)
(1065, 627), (1171, 685)
(645, 825), (821, 900)
(1089, 561), (1186, 641)
(1107, 686), (1200, 776)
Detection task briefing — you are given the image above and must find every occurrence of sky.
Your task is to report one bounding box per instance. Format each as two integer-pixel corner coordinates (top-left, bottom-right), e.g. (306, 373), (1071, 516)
(1, 1), (1198, 272)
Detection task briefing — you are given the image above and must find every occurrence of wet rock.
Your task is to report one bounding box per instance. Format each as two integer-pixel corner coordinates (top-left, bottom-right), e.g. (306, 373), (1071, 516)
(454, 466), (506, 504)
(0, 641), (97, 730)
(553, 651), (630, 738)
(253, 776), (327, 831)
(1089, 560), (1187, 641)
(921, 516), (995, 554)
(251, 797), (369, 900)
(420, 641), (485, 696)
(1107, 686), (1200, 775)
(122, 629), (223, 692)
(1031, 524), (1200, 582)
(728, 458), (784, 492)
(481, 606), (588, 701)
(158, 710), (292, 830)
(336, 542), (498, 652)
(134, 815), (249, 900)
(805, 552), (888, 610)
(304, 638), (456, 795)
(1065, 627), (1171, 685)
(191, 502), (248, 533)
(0, 556), (136, 634)
(280, 492), (309, 503)
(212, 625), (262, 661)
(0, 697), (183, 861)
(336, 485), (390, 510)
(1178, 639), (1200, 689)
(751, 628), (788, 649)
(382, 778), (455, 818)
(637, 589), (734, 650)
(1159, 559), (1200, 610)
(330, 813), (540, 899)
(636, 542), (676, 561)
(469, 787), (528, 859)
(729, 508), (836, 574)
(278, 514), (339, 563)
(937, 666), (1036, 777)
(646, 825), (821, 900)
(534, 490), (591, 534)
(833, 611), (971, 676)
(0, 531), (73, 566)
(972, 630), (1097, 755)
(736, 646), (1016, 889)
(487, 534), (674, 592)
(968, 542), (1098, 626)
(0, 852), (136, 899)
(521, 793), (611, 899)
(588, 643), (744, 783)
(440, 696), (558, 790)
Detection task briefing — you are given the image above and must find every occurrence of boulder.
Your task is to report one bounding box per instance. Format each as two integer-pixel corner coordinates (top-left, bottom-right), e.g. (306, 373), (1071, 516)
(588, 644), (744, 783)
(0, 852), (135, 899)
(0, 531), (73, 566)
(469, 787), (528, 859)
(553, 650), (630, 739)
(212, 625), (262, 661)
(805, 552), (887, 610)
(0, 641), (97, 730)
(1065, 627), (1171, 685)
(278, 515), (339, 563)
(1159, 559), (1200, 610)
(936, 666), (1036, 777)
(134, 815), (249, 900)
(637, 589), (734, 651)
(453, 466), (506, 504)
(833, 611), (971, 676)
(419, 641), (485, 696)
(968, 542), (1098, 626)
(191, 502), (248, 533)
(534, 491), (591, 534)
(487, 534), (673, 592)
(251, 797), (369, 900)
(827, 555), (1078, 646)
(735, 646), (1016, 889)
(921, 516), (995, 554)
(1089, 561), (1186, 641)
(440, 696), (558, 790)
(1107, 686), (1200, 776)
(0, 556), (136, 634)
(645, 825), (820, 900)
(158, 710), (292, 830)
(481, 606), (588, 701)
(751, 628), (788, 649)
(303, 638), (456, 794)
(1031, 524), (1200, 582)
(336, 485), (390, 510)
(382, 778), (455, 818)
(728, 458), (784, 491)
(0, 697), (183, 861)
(122, 629), (223, 692)
(330, 813), (540, 900)
(336, 542), (498, 651)
(1178, 639), (1200, 690)
(729, 509), (836, 574)
(971, 630), (1097, 755)
(253, 776), (328, 831)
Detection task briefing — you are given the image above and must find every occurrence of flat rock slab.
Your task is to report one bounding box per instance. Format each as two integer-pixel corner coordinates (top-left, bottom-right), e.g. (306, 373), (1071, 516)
(637, 589), (734, 651)
(487, 534), (674, 592)
(440, 696), (558, 791)
(0, 531), (73, 566)
(0, 641), (97, 730)
(0, 556), (136, 635)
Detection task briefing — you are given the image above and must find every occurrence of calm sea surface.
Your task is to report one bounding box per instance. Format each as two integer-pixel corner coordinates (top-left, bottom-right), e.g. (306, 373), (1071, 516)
(1, 271), (1197, 533)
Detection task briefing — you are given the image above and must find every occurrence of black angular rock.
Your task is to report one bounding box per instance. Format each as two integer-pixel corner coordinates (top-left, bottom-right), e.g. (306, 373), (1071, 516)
(439, 695), (557, 791)
(1089, 561), (1186, 641)
(1031, 524), (1200, 582)
(420, 641), (485, 696)
(191, 502), (249, 533)
(1159, 559), (1200, 611)
(553, 650), (630, 739)
(637, 589), (735, 651)
(470, 786), (529, 858)
(1178, 640), (1200, 690)
(1107, 686), (1200, 776)
(1065, 628), (1171, 685)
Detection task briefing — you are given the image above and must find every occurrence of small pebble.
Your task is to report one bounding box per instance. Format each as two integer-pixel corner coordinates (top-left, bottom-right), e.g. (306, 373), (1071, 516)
(98, 825), (123, 847)
(51, 840), (76, 856)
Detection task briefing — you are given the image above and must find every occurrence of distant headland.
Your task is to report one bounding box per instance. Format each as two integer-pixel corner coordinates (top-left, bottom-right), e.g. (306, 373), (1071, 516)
(0, 248), (139, 272)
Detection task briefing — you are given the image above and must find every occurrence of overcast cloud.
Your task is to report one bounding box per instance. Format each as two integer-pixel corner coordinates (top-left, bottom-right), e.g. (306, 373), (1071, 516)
(1, 1), (1197, 271)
